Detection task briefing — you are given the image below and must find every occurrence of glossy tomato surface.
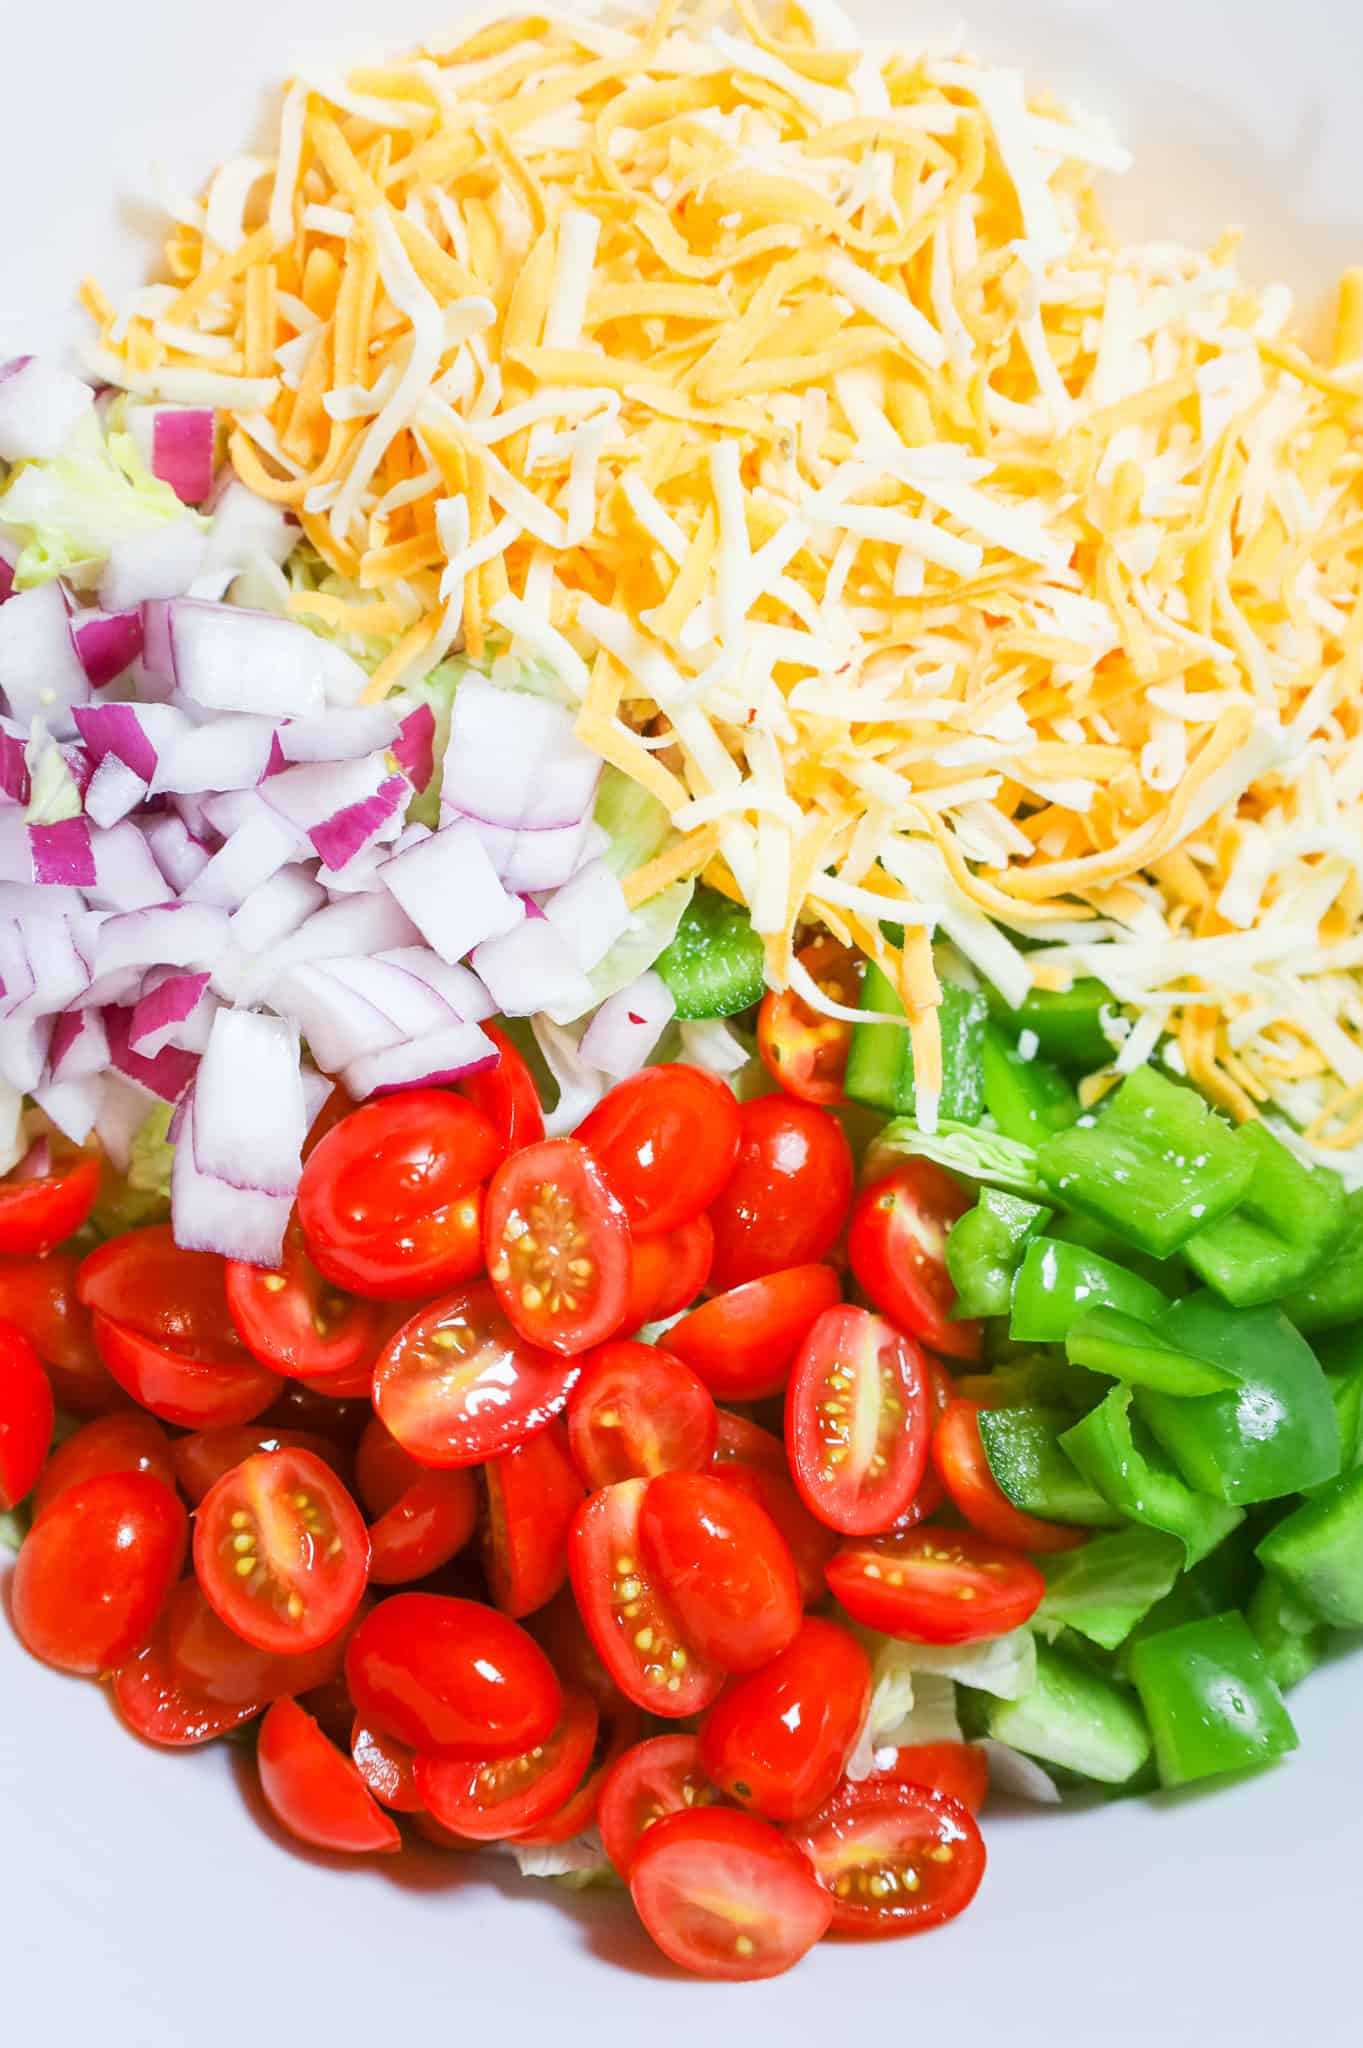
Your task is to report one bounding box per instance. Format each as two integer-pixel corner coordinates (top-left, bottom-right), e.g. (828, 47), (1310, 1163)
(933, 1400), (1087, 1553)
(757, 937), (860, 1106)
(12, 1472), (186, 1674)
(577, 1065), (741, 1238)
(257, 1698), (401, 1854)
(482, 1419), (583, 1617)
(707, 1096), (853, 1293)
(630, 1808), (832, 1981)
(460, 1022), (546, 1153)
(225, 1226), (384, 1380)
(32, 1411), (173, 1520)
(413, 1690), (598, 1841)
(484, 1138), (631, 1355)
(668, 1265), (841, 1401)
(0, 1253), (111, 1414)
(172, 1424), (347, 1506)
(373, 1282), (577, 1468)
(790, 1781), (986, 1937)
(568, 1478), (724, 1718)
(0, 1147), (99, 1255)
(698, 1617), (871, 1823)
(786, 1305), (932, 1535)
(826, 1526), (1046, 1644)
(597, 1732), (721, 1875)
(715, 1461), (838, 1608)
(567, 1340), (717, 1489)
(369, 1466), (479, 1585)
(345, 1593), (561, 1758)
(114, 1620), (265, 1749)
(638, 1471), (801, 1672)
(193, 1447), (370, 1654)
(165, 1579), (358, 1707)
(848, 1162), (983, 1362)
(351, 1718), (423, 1813)
(622, 1213), (714, 1330)
(0, 1319), (53, 1510)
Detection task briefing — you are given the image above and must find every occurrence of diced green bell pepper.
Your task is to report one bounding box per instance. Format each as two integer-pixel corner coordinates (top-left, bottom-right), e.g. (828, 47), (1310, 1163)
(945, 1188), (1052, 1320)
(1246, 1571), (1331, 1691)
(1318, 1325), (1363, 1474)
(985, 976), (1117, 1070)
(1037, 1528), (1186, 1651)
(1280, 1188), (1363, 1333)
(984, 1642), (1152, 1785)
(1135, 1294), (1340, 1506)
(1036, 1065), (1253, 1258)
(654, 886), (766, 1019)
(1009, 1237), (1168, 1345)
(981, 1023), (1080, 1145)
(1129, 1612), (1298, 1786)
(843, 964), (987, 1123)
(977, 1404), (1125, 1526)
(1182, 1121), (1347, 1307)
(1255, 1465), (1363, 1626)
(1060, 1386), (1245, 1565)
(1065, 1304), (1238, 1396)
(842, 959), (905, 1114)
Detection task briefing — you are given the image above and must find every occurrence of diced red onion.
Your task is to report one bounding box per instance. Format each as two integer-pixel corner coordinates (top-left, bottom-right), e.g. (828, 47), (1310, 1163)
(74, 701), (184, 782)
(49, 1004), (109, 1082)
(141, 598), (368, 717)
(0, 1014), (54, 1092)
(73, 609), (145, 687)
(150, 712), (280, 794)
(380, 818), (524, 966)
(87, 823), (178, 911)
(324, 955), (462, 1040)
(104, 1004), (200, 1103)
(443, 677), (601, 831)
(94, 1070), (154, 1173)
(193, 1007), (304, 1197)
(0, 358), (93, 462)
(300, 1062), (332, 1134)
(204, 481), (296, 575)
(542, 858), (630, 973)
(342, 1020), (498, 1101)
(0, 919), (34, 1015)
(126, 405), (217, 505)
(100, 522), (209, 612)
(266, 891), (422, 978)
(0, 582), (89, 736)
(0, 730), (30, 805)
(30, 818), (96, 888)
(379, 947), (494, 1023)
(579, 972), (675, 1078)
(142, 811), (212, 892)
(472, 919), (594, 1020)
(0, 538), (15, 608)
(226, 866), (326, 955)
(129, 969), (212, 1058)
(172, 1086), (291, 1266)
(84, 755), (150, 829)
(94, 902), (229, 978)
(9, 911), (89, 1018)
(262, 755), (405, 868)
(31, 1076), (100, 1146)
(269, 962), (404, 1073)
(278, 705), (400, 763)
(182, 803), (298, 910)
(447, 809), (597, 893)
(393, 704), (436, 792)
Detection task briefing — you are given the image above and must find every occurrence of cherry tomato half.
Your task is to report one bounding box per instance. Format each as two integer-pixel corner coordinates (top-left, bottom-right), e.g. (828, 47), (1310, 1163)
(786, 1305), (932, 1536)
(513, 1696), (644, 1848)
(485, 1138), (631, 1355)
(639, 1471), (801, 1673)
(630, 1808), (832, 1981)
(32, 1411), (173, 1521)
(622, 1213), (715, 1331)
(716, 1461), (838, 1608)
(172, 1424), (348, 1506)
(567, 1341), (718, 1490)
(13, 1472), (186, 1674)
(880, 1742), (989, 1815)
(166, 1579), (360, 1706)
(757, 937), (861, 1106)
(826, 1526), (1046, 1644)
(0, 1146), (99, 1255)
(414, 1690), (599, 1841)
(461, 1021), (546, 1153)
(92, 1315), (281, 1430)
(370, 1466), (479, 1585)
(698, 1616), (870, 1824)
(568, 1478), (724, 1719)
(668, 1265), (841, 1401)
(345, 1593), (561, 1758)
(373, 1282), (578, 1469)
(711, 1409), (789, 1476)
(114, 1619), (265, 1749)
(577, 1065), (741, 1239)
(193, 1447), (370, 1655)
(933, 1401), (1086, 1554)
(598, 1732), (723, 1875)
(351, 1718), (423, 1813)
(0, 1253), (113, 1414)
(483, 1419), (583, 1618)
(257, 1698), (401, 1854)
(789, 1781), (986, 1938)
(297, 1091), (501, 1301)
(0, 1319), (53, 1510)
(707, 1096), (853, 1294)
(225, 1226), (384, 1381)
(847, 1162), (983, 1363)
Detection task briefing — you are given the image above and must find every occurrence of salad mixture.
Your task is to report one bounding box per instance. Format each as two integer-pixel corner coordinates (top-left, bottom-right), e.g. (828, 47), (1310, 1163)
(2, 0), (1363, 1989)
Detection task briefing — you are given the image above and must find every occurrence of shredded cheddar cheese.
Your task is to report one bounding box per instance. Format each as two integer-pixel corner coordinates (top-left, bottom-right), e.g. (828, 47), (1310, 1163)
(86, 1), (1363, 1147)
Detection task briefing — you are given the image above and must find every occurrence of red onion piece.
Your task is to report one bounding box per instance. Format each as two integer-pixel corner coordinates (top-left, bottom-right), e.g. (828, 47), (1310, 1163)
(277, 705), (400, 764)
(204, 481), (296, 575)
(342, 1019), (498, 1101)
(10, 910), (89, 1018)
(150, 713), (280, 794)
(471, 919), (594, 1020)
(446, 809), (597, 892)
(379, 818), (523, 966)
(142, 812), (212, 892)
(72, 609), (145, 687)
(30, 818), (96, 888)
(393, 704), (436, 792)
(86, 821), (170, 911)
(84, 755), (150, 829)
(0, 1014), (54, 1092)
(443, 676), (601, 830)
(542, 857), (630, 972)
(141, 598), (368, 717)
(225, 865), (326, 956)
(95, 1070), (154, 1173)
(182, 803), (298, 910)
(0, 357), (93, 462)
(378, 947), (494, 1023)
(172, 1086), (291, 1266)
(100, 522), (208, 612)
(104, 1003), (200, 1102)
(0, 582), (90, 736)
(127, 405), (217, 505)
(128, 969), (212, 1058)
(94, 902), (230, 979)
(193, 1007), (304, 1197)
(32, 1076), (100, 1146)
(49, 1003), (109, 1082)
(268, 962), (410, 1073)
(579, 972), (675, 1078)
(0, 730), (30, 805)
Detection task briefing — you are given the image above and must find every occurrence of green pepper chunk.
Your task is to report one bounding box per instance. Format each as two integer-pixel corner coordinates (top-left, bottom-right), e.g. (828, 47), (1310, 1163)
(1065, 1304), (1239, 1396)
(1060, 1386), (1245, 1564)
(945, 1188), (1052, 1320)
(984, 1643), (1152, 1785)
(981, 1023), (1080, 1145)
(984, 976), (1116, 1069)
(1245, 1571), (1331, 1691)
(1255, 1465), (1363, 1626)
(976, 1405), (1124, 1526)
(1037, 1528), (1186, 1651)
(843, 966), (987, 1123)
(1319, 1326), (1363, 1474)
(1129, 1612), (1298, 1787)
(1036, 1065), (1253, 1258)
(842, 959), (905, 1114)
(1008, 1237), (1168, 1345)
(1134, 1294), (1340, 1505)
(1182, 1122), (1347, 1307)
(1280, 1189), (1363, 1333)
(653, 886), (765, 1019)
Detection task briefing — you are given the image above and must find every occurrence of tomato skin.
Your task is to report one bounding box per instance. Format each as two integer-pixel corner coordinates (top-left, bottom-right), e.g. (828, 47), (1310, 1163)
(716, 1462), (838, 1609)
(225, 1230), (384, 1381)
(297, 1091), (501, 1301)
(373, 1281), (578, 1469)
(370, 1467), (478, 1585)
(598, 1732), (722, 1875)
(576, 1065), (741, 1239)
(351, 1717), (423, 1813)
(847, 1163), (983, 1363)
(789, 1781), (986, 1938)
(461, 1022), (545, 1152)
(0, 1253), (112, 1413)
(414, 1690), (599, 1841)
(193, 1448), (370, 1656)
(825, 1526), (1046, 1644)
(513, 1696), (644, 1847)
(707, 1097), (854, 1294)
(757, 937), (860, 1106)
(345, 1593), (562, 1758)
(711, 1409), (789, 1476)
(567, 1341), (717, 1490)
(12, 1472), (187, 1675)
(525, 1584), (620, 1713)
(0, 1150), (99, 1255)
(92, 1314), (283, 1429)
(33, 1411), (174, 1521)
(786, 1305), (932, 1537)
(485, 1138), (632, 1356)
(0, 1320), (53, 1510)
(257, 1698), (402, 1854)
(568, 1478), (725, 1719)
(630, 1807), (833, 1982)
(668, 1265), (841, 1401)
(114, 1621), (265, 1748)
(698, 1617), (871, 1824)
(639, 1471), (802, 1673)
(78, 1226), (251, 1361)
(166, 1579), (360, 1706)
(879, 1742), (989, 1816)
(354, 1417), (423, 1519)
(933, 1401), (1087, 1554)
(482, 1420), (583, 1618)
(172, 1425), (347, 1506)
(622, 1214), (714, 1330)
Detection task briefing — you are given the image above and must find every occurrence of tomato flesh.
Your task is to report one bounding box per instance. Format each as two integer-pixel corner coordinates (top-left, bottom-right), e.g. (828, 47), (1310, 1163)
(567, 1340), (717, 1489)
(0, 1148), (99, 1255)
(461, 1022), (545, 1152)
(826, 1525), (1046, 1644)
(193, 1447), (370, 1655)
(414, 1690), (599, 1841)
(933, 1400), (1087, 1553)
(92, 1314), (282, 1429)
(33, 1411), (173, 1521)
(114, 1621), (265, 1748)
(790, 1781), (986, 1937)
(707, 1097), (853, 1294)
(879, 1742), (990, 1815)
(715, 1462), (838, 1609)
(345, 1592), (562, 1758)
(622, 1213), (714, 1330)
(166, 1579), (359, 1706)
(12, 1472), (187, 1674)
(757, 937), (860, 1106)
(0, 1319), (53, 1510)
(225, 1227), (384, 1380)
(373, 1282), (578, 1469)
(482, 1419), (583, 1617)
(668, 1265), (841, 1401)
(568, 1478), (724, 1718)
(352, 1717), (424, 1813)
(257, 1698), (401, 1854)
(172, 1424), (347, 1506)
(786, 1305), (932, 1536)
(513, 1696), (644, 1847)
(630, 1808), (832, 1981)
(370, 1466), (479, 1585)
(0, 1252), (112, 1414)
(639, 1471), (801, 1673)
(485, 1138), (632, 1355)
(576, 1064), (741, 1239)
(598, 1732), (721, 1875)
(848, 1162), (983, 1362)
(698, 1617), (870, 1824)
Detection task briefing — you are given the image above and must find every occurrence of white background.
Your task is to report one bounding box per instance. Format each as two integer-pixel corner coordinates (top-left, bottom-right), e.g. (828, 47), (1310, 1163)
(4, 2), (1362, 2041)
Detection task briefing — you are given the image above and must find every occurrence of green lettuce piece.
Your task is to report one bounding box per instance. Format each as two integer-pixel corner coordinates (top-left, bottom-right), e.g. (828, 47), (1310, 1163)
(542, 879), (694, 1026)
(25, 734), (84, 824)
(0, 412), (196, 589)
(863, 1117), (1047, 1198)
(593, 765), (674, 879)
(849, 1621), (1037, 1701)
(0, 1504), (27, 1554)
(92, 1103), (176, 1234)
(1036, 1530), (1187, 1650)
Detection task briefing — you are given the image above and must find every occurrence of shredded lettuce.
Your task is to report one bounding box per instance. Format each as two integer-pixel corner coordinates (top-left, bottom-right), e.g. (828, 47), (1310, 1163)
(25, 725), (84, 824)
(502, 1829), (619, 1888)
(863, 1117), (1047, 1198)
(855, 1625), (1039, 1701)
(394, 657), (471, 828)
(0, 1505), (27, 1554)
(543, 879), (693, 1027)
(593, 765), (674, 880)
(92, 1101), (176, 1234)
(1036, 1528), (1185, 1650)
(0, 411), (196, 589)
